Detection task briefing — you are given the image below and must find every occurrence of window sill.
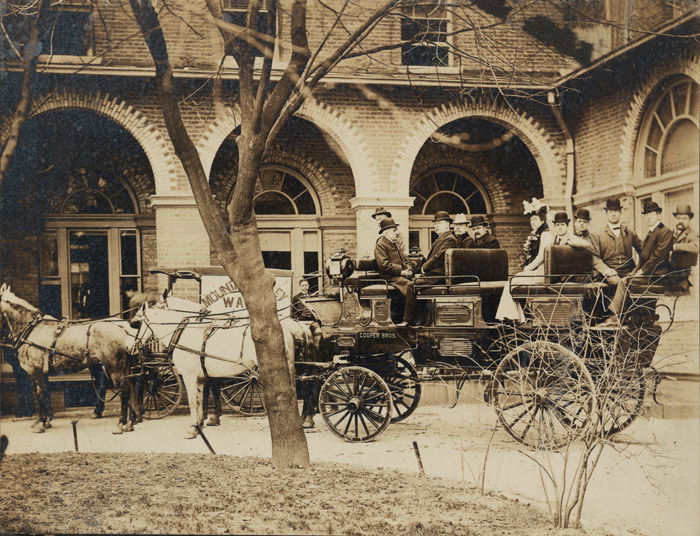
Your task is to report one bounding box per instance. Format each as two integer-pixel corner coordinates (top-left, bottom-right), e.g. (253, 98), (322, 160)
(401, 65), (459, 74)
(37, 55), (102, 66)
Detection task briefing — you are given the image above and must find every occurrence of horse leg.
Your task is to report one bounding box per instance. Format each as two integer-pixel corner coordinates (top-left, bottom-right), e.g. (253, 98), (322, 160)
(300, 380), (316, 429)
(30, 375), (48, 433)
(181, 374), (200, 439)
(202, 380), (211, 422)
(127, 377), (142, 428)
(113, 386), (127, 435)
(206, 380), (221, 427)
(90, 363), (106, 419)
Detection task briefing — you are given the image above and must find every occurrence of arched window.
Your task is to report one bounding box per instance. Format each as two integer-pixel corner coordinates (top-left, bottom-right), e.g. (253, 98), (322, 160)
(638, 77), (700, 180)
(410, 167), (490, 215)
(43, 167), (137, 214)
(253, 166), (318, 215)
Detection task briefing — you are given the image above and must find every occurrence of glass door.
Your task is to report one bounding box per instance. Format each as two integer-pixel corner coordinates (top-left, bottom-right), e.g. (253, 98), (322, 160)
(69, 230), (110, 319)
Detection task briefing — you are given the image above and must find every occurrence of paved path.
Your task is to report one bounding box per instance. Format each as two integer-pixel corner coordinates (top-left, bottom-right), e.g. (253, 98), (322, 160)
(2, 399), (698, 536)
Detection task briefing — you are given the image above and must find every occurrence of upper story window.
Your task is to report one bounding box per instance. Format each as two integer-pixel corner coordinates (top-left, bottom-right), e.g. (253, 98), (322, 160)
(39, 1), (93, 57)
(248, 166), (318, 215)
(400, 3), (450, 67)
(637, 76), (699, 180)
(223, 0), (276, 59)
(43, 167), (136, 215)
(410, 168), (489, 215)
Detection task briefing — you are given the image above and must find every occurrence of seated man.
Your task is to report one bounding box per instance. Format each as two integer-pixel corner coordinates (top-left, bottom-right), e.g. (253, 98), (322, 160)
(453, 213), (474, 248)
(471, 215), (500, 248)
(290, 278), (322, 360)
(374, 218), (416, 324)
(417, 211), (458, 285)
(668, 204), (698, 291)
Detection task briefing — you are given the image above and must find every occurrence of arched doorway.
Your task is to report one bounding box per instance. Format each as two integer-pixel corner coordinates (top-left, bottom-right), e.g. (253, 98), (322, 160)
(409, 167), (490, 251)
(1, 110), (155, 319)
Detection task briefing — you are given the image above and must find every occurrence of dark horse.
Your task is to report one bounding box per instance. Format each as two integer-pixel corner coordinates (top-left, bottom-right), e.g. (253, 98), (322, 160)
(0, 283), (141, 434)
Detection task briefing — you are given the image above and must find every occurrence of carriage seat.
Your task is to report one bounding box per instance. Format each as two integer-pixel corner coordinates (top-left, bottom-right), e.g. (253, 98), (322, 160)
(345, 258), (382, 287)
(444, 249), (509, 296)
(511, 246), (599, 297)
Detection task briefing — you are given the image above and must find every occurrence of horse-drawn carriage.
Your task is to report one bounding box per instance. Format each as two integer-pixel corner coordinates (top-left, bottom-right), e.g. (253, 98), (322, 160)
(131, 241), (693, 448)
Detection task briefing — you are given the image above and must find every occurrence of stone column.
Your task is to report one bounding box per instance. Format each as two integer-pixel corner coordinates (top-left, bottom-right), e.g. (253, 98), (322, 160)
(350, 196), (415, 258)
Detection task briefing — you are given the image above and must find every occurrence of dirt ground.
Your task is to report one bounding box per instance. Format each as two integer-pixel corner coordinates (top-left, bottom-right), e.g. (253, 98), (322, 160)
(0, 451), (603, 535)
(1, 396), (698, 536)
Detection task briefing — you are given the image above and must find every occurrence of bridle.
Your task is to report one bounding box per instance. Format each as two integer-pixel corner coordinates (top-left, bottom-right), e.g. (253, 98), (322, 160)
(0, 295), (43, 352)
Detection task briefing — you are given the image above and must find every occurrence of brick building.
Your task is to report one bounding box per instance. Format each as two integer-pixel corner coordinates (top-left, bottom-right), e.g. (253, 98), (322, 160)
(0, 1), (698, 397)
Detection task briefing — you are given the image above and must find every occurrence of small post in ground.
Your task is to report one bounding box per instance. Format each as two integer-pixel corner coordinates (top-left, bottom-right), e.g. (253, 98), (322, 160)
(413, 441), (425, 477)
(71, 420), (79, 452)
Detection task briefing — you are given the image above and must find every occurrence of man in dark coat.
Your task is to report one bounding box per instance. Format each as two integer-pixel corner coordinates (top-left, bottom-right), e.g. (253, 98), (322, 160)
(671, 204), (698, 255)
(374, 218), (416, 324)
(590, 198), (642, 285)
(606, 201), (674, 320)
(470, 215), (500, 248)
(372, 207), (407, 255)
(453, 213), (474, 248)
(419, 211), (458, 281)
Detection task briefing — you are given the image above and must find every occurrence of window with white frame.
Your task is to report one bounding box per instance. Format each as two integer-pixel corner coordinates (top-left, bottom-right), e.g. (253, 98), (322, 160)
(39, 1), (93, 57)
(400, 3), (451, 67)
(223, 0), (276, 59)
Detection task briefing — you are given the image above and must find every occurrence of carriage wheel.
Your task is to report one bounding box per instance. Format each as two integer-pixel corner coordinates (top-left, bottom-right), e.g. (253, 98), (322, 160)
(319, 366), (392, 442)
(373, 355), (422, 423)
(220, 368), (266, 416)
(597, 366), (645, 437)
(142, 364), (184, 419)
(487, 341), (597, 450)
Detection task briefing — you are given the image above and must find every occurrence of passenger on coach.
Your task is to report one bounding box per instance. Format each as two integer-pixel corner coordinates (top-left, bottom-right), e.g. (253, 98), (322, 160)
(290, 278), (323, 362)
(453, 213), (474, 248)
(497, 199), (553, 322)
(417, 211), (458, 284)
(551, 211), (573, 245)
(470, 215), (500, 248)
(374, 218), (416, 325)
(671, 204), (698, 255)
(589, 197), (641, 286)
(601, 201), (674, 326)
(372, 207), (407, 254)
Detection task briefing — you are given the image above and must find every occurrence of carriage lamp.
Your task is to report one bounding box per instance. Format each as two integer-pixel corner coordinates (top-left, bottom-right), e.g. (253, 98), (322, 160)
(325, 249), (355, 283)
(335, 335), (357, 347)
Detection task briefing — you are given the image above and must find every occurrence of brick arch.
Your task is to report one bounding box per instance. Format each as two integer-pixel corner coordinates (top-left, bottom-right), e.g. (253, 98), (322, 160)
(27, 90), (176, 194)
(211, 144), (344, 217)
(390, 97), (566, 203)
(197, 98), (373, 191)
(618, 48), (700, 184)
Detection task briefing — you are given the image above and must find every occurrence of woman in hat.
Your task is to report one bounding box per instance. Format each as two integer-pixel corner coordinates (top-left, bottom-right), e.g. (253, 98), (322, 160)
(496, 198), (554, 322)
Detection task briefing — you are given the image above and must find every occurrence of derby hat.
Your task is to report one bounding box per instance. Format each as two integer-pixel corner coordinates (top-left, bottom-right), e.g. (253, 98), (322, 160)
(673, 204), (694, 219)
(553, 211), (571, 224)
(470, 215), (489, 228)
(432, 210), (453, 223)
(642, 200), (662, 214)
(372, 207), (392, 219)
(378, 218), (398, 233)
(604, 198), (622, 211)
(453, 213), (470, 225)
(574, 208), (591, 221)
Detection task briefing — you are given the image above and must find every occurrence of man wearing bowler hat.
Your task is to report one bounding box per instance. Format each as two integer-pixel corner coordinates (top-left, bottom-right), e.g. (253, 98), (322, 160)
(471, 215), (500, 248)
(590, 197), (642, 285)
(372, 207), (407, 254)
(671, 204), (698, 255)
(572, 208), (592, 241)
(374, 218), (416, 325)
(419, 211), (458, 281)
(551, 212), (573, 245)
(453, 213), (474, 248)
(603, 200), (674, 324)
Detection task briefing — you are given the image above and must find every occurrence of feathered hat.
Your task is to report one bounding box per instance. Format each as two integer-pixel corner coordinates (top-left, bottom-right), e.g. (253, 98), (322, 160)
(523, 197), (549, 217)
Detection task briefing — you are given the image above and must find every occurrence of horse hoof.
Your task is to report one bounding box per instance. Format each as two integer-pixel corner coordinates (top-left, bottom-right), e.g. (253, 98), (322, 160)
(91, 412), (103, 419)
(184, 429), (198, 440)
(302, 417), (315, 429)
(43, 421), (52, 430)
(123, 423), (134, 433)
(32, 426), (46, 434)
(112, 426), (124, 435)
(206, 417), (220, 427)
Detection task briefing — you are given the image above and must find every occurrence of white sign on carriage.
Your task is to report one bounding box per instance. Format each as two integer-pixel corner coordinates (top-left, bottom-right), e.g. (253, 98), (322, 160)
(200, 273), (292, 317)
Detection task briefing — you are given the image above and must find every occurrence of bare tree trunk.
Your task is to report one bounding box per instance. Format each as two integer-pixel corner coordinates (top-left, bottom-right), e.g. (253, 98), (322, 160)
(0, 0), (48, 188)
(128, 0), (309, 468)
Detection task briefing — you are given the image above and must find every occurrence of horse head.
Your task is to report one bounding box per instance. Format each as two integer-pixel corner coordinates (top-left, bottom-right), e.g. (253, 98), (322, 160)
(0, 285), (40, 326)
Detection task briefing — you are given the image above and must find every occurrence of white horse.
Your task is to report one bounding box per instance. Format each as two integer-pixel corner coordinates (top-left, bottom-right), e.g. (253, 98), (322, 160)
(132, 296), (303, 439)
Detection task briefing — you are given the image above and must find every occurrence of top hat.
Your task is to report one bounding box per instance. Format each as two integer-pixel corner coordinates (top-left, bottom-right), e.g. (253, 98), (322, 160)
(432, 211), (453, 223)
(470, 215), (489, 228)
(553, 211), (571, 224)
(673, 204), (694, 219)
(604, 198), (622, 211)
(642, 201), (662, 214)
(372, 207), (392, 219)
(378, 218), (398, 233)
(574, 208), (591, 221)
(453, 213), (470, 225)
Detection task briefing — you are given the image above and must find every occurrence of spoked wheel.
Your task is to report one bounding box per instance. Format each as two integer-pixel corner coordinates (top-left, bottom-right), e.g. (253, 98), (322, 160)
(370, 355), (422, 423)
(487, 341), (597, 450)
(319, 366), (392, 442)
(142, 364), (184, 419)
(220, 368), (266, 416)
(596, 366), (645, 436)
